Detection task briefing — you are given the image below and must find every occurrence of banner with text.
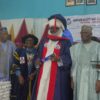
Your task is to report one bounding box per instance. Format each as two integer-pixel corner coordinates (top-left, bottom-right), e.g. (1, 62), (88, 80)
(66, 14), (100, 42)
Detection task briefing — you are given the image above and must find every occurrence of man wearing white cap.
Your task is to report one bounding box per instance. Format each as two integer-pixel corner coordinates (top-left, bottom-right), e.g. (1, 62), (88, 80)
(32, 14), (72, 100)
(70, 25), (100, 100)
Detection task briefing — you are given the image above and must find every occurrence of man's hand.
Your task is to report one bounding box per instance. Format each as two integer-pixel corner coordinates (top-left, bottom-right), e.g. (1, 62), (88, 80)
(18, 75), (24, 85)
(71, 77), (74, 89)
(36, 60), (42, 65)
(50, 53), (60, 62)
(96, 64), (100, 69)
(96, 80), (100, 93)
(29, 73), (34, 80)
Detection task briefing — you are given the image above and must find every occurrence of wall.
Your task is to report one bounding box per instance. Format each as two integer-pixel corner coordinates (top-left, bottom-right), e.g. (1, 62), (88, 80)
(0, 0), (100, 19)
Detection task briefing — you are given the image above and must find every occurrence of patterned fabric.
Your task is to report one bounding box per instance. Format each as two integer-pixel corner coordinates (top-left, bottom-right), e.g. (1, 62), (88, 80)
(0, 81), (11, 100)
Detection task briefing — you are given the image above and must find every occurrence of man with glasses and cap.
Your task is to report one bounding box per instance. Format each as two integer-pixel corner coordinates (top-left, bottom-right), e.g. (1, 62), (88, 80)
(0, 27), (16, 80)
(32, 14), (72, 100)
(12, 34), (38, 100)
(0, 27), (16, 100)
(70, 25), (100, 100)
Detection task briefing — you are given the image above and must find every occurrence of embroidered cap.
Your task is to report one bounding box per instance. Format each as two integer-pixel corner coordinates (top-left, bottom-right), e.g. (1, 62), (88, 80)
(81, 25), (92, 33)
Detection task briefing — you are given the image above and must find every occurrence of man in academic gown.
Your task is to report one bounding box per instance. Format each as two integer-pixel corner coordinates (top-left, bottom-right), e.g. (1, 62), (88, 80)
(32, 14), (72, 100)
(12, 34), (38, 100)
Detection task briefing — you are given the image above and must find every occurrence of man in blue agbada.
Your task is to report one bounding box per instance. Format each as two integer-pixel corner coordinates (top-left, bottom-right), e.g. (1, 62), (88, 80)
(11, 34), (38, 100)
(0, 27), (16, 80)
(32, 14), (72, 100)
(0, 27), (16, 100)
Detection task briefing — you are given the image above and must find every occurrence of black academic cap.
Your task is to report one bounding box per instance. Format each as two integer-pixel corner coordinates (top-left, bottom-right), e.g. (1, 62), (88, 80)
(22, 34), (38, 45)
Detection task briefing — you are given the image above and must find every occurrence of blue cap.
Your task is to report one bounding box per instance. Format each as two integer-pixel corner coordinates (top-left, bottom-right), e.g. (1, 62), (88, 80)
(0, 27), (7, 32)
(48, 14), (67, 29)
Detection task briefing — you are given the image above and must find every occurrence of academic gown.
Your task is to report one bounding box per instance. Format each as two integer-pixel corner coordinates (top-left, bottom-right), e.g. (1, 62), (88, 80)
(32, 38), (72, 100)
(11, 48), (37, 100)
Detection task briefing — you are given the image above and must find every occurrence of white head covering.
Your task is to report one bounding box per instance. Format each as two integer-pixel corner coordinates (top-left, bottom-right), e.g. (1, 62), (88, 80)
(81, 25), (92, 33)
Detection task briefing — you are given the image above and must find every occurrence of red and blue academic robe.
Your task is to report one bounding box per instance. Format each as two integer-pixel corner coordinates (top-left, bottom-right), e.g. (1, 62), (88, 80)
(32, 38), (72, 100)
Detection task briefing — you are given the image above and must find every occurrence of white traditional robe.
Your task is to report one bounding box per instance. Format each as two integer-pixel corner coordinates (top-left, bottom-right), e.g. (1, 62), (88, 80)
(70, 41), (100, 100)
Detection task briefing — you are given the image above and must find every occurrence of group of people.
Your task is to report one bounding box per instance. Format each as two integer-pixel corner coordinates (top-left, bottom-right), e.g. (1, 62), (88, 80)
(0, 14), (100, 100)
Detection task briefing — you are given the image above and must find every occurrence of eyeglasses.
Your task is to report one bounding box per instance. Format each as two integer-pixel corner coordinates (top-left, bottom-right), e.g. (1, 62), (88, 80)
(49, 26), (61, 34)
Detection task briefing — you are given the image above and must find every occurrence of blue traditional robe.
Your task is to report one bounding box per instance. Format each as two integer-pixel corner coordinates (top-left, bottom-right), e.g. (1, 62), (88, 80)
(0, 40), (16, 100)
(0, 40), (16, 80)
